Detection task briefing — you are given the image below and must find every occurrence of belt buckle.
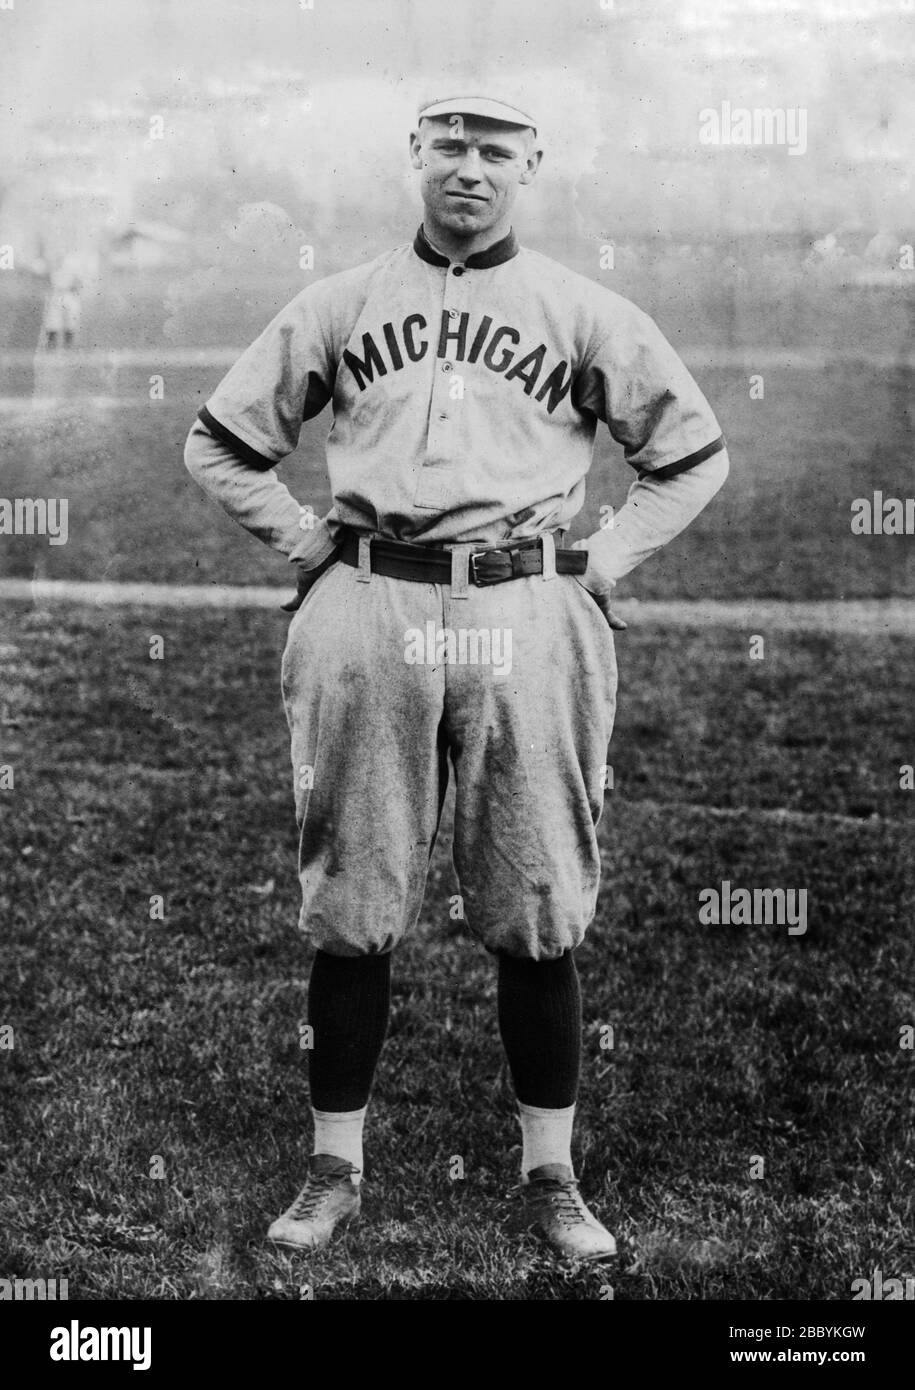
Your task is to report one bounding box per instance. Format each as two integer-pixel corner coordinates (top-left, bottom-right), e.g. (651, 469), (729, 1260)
(470, 547), (515, 586)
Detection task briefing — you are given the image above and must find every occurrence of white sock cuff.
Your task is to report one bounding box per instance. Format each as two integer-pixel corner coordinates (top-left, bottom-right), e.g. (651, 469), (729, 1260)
(312, 1106), (368, 1123)
(517, 1101), (576, 1120)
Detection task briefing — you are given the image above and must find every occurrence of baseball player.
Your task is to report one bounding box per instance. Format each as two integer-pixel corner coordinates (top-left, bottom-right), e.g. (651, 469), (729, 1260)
(184, 92), (728, 1263)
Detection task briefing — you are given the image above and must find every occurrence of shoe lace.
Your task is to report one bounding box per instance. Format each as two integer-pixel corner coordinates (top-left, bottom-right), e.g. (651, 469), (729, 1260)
(289, 1172), (341, 1220)
(530, 1179), (589, 1229)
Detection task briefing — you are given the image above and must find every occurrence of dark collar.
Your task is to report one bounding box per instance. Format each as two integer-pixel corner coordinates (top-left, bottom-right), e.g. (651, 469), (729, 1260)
(413, 223), (519, 269)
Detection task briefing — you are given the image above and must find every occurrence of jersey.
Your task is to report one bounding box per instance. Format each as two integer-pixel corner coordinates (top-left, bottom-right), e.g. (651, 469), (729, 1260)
(199, 226), (725, 580)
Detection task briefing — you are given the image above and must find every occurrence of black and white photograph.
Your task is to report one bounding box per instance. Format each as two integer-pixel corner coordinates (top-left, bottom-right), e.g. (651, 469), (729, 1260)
(1, 0), (913, 1351)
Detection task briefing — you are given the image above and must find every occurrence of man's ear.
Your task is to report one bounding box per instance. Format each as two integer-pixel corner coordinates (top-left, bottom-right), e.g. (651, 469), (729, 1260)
(519, 146), (543, 186)
(409, 128), (424, 171)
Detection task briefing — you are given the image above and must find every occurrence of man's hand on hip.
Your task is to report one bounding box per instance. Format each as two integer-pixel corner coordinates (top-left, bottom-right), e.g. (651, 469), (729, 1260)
(582, 585), (628, 630)
(570, 540), (627, 630)
(280, 548), (341, 613)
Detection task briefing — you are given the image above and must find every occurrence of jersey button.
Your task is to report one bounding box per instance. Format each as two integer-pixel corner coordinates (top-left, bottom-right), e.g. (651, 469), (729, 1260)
(452, 265), (465, 276)
(442, 361), (453, 373)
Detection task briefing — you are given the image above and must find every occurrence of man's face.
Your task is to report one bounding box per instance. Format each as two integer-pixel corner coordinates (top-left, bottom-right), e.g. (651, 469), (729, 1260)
(409, 115), (541, 239)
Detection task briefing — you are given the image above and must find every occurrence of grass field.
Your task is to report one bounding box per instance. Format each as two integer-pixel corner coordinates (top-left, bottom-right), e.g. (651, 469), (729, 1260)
(1, 599), (913, 1299)
(2, 344), (913, 1299)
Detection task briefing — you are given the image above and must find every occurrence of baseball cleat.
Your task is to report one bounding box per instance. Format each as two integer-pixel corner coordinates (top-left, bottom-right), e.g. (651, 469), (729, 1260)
(521, 1163), (617, 1262)
(267, 1154), (361, 1250)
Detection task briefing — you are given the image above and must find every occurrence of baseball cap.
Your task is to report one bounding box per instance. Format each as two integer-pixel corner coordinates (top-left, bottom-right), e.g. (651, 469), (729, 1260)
(417, 95), (537, 134)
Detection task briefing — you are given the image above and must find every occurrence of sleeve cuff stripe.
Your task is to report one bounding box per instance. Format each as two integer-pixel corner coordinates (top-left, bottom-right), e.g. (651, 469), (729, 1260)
(636, 434), (727, 480)
(197, 407), (278, 471)
(645, 433), (723, 478)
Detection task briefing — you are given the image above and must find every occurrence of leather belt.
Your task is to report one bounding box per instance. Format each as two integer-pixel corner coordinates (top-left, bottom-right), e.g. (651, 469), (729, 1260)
(335, 530), (587, 586)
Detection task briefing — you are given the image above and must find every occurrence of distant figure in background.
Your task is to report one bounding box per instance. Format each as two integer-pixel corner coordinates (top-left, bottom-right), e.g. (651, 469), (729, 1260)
(39, 253), (84, 350)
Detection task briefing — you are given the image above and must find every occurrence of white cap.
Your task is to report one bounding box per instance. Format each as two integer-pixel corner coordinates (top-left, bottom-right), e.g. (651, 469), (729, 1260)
(417, 95), (537, 134)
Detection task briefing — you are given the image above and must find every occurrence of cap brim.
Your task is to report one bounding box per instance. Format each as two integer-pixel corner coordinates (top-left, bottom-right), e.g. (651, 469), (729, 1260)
(418, 96), (536, 131)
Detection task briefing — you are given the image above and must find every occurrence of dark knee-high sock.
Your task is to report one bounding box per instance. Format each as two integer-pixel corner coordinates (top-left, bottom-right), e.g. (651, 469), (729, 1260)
(497, 950), (581, 1106)
(307, 950), (391, 1177)
(308, 949), (391, 1109)
(497, 951), (582, 1175)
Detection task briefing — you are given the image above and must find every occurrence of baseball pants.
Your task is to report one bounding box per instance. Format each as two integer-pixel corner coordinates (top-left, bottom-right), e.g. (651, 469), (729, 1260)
(280, 545), (618, 961)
